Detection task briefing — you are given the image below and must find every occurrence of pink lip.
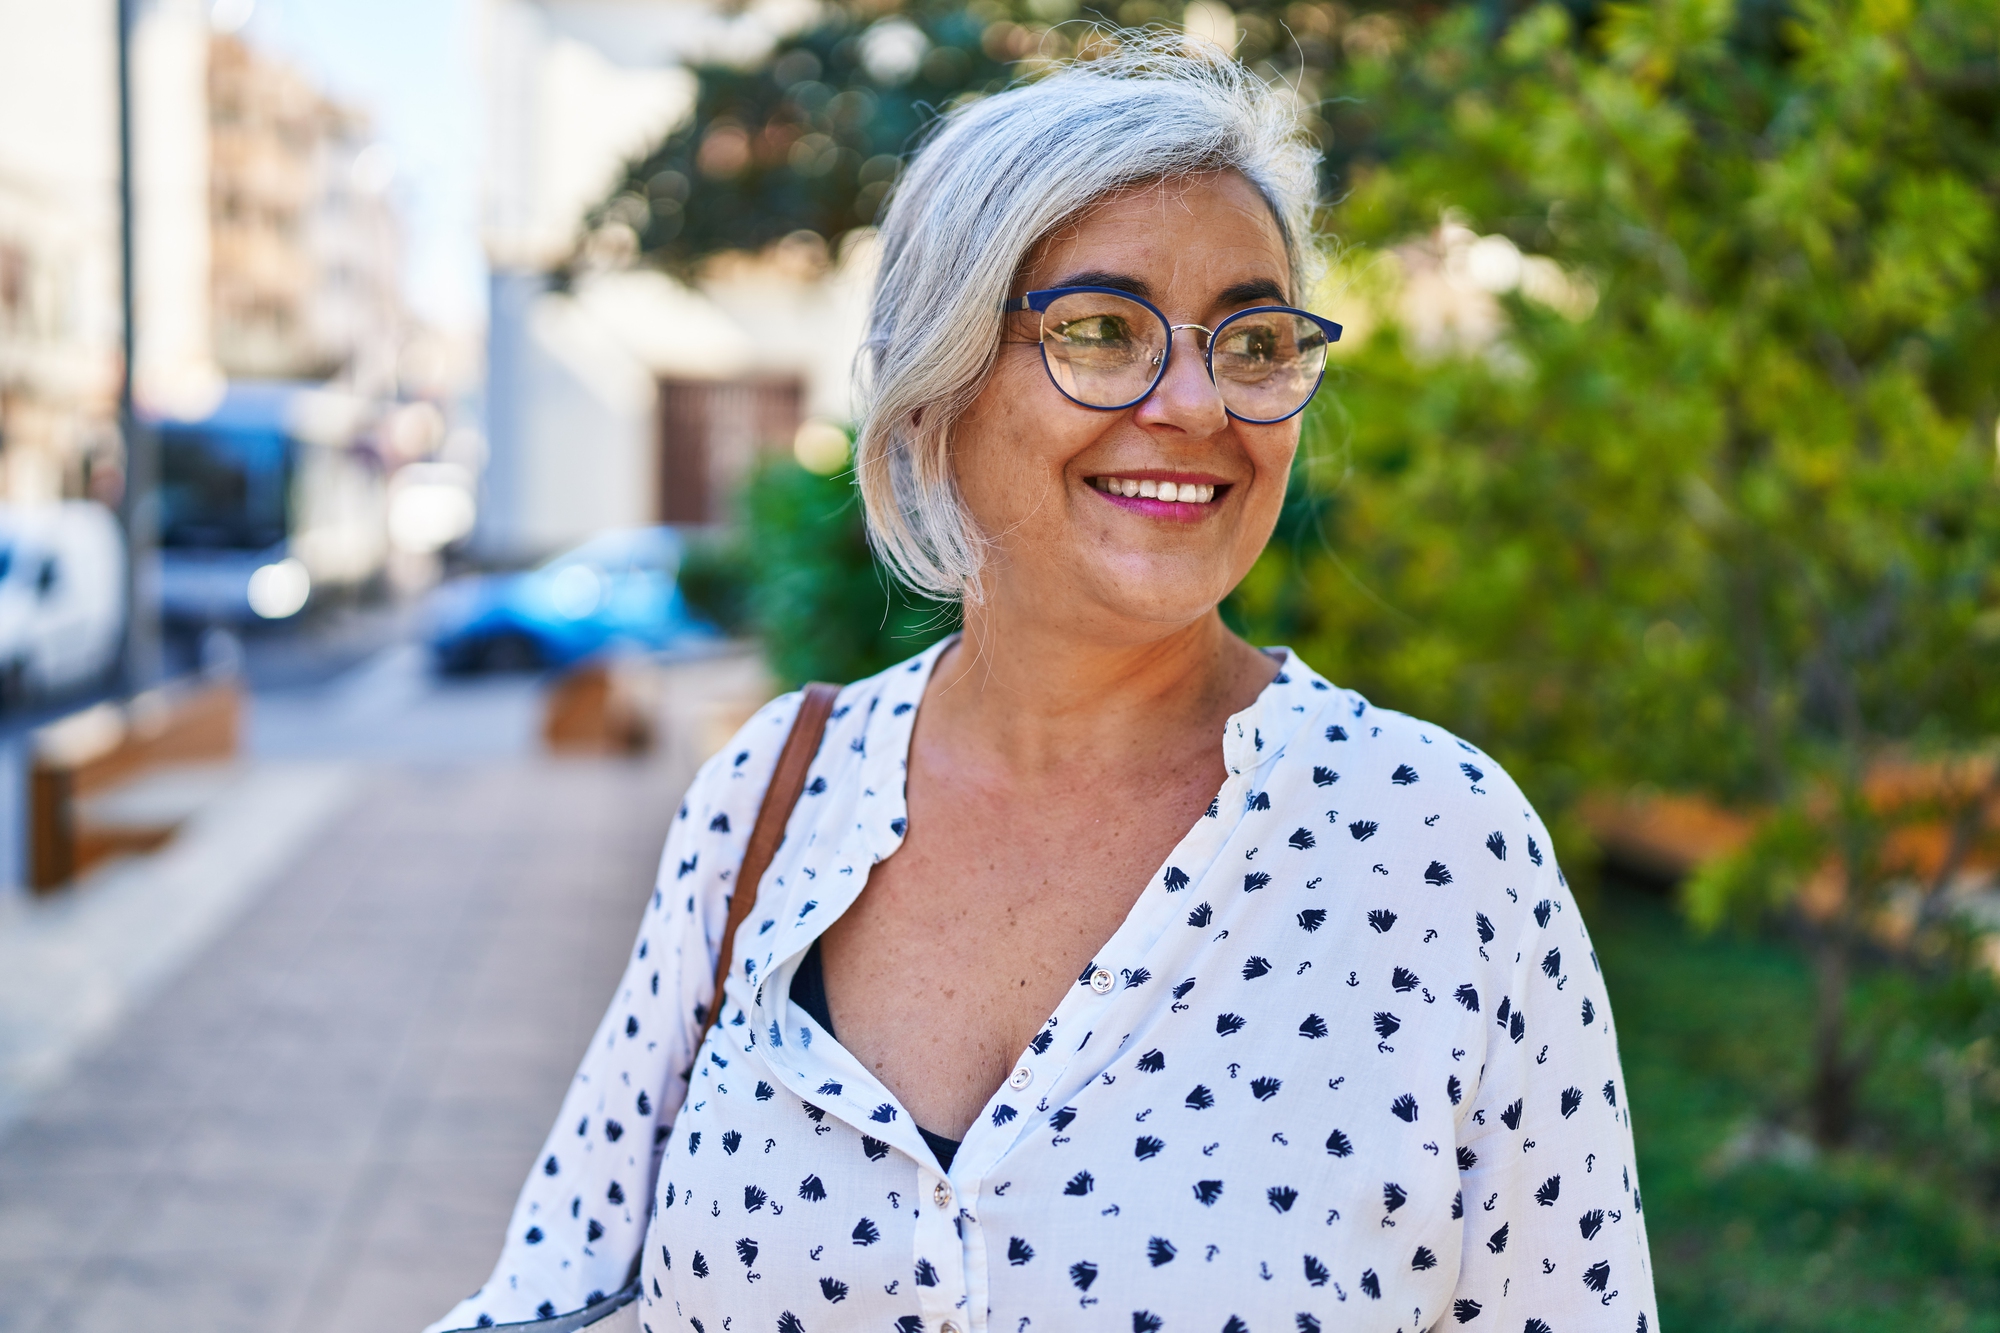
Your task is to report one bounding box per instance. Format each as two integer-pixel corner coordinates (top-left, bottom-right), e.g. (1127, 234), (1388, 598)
(1094, 491), (1217, 521)
(1086, 474), (1232, 522)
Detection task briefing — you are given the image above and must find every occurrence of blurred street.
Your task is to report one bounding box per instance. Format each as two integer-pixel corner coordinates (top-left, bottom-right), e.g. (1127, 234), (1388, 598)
(0, 630), (768, 1333)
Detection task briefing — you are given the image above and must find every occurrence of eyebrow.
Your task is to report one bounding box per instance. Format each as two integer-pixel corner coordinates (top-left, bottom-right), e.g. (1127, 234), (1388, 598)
(1042, 271), (1292, 309)
(1050, 269), (1153, 299)
(1218, 277), (1289, 307)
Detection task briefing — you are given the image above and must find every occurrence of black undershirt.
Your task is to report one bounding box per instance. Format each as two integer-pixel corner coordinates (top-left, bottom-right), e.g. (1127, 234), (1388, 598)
(790, 937), (962, 1170)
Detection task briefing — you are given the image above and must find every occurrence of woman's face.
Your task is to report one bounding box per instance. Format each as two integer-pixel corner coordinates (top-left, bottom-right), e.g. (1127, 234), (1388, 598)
(954, 170), (1302, 639)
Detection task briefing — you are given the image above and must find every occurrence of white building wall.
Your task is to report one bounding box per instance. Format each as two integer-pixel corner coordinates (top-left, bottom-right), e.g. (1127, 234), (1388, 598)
(472, 0), (868, 563)
(308, 125), (405, 398)
(131, 0), (220, 419)
(0, 0), (123, 501)
(475, 0), (695, 561)
(702, 231), (879, 425)
(480, 0), (814, 271)
(479, 268), (656, 560)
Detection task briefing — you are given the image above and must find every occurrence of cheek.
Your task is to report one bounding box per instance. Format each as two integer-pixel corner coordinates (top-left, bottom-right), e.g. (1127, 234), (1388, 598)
(1243, 424), (1299, 502)
(1230, 425), (1299, 549)
(955, 360), (1101, 513)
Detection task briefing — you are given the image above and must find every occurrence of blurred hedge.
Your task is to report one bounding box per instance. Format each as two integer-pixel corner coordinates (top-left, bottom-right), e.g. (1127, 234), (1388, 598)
(735, 457), (957, 689)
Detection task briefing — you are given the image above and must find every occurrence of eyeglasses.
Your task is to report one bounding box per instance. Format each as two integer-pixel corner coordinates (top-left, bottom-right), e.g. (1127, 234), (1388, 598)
(1002, 285), (1342, 424)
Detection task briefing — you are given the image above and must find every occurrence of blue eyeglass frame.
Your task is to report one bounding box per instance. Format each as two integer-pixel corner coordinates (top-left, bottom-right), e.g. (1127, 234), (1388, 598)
(1004, 285), (1344, 424)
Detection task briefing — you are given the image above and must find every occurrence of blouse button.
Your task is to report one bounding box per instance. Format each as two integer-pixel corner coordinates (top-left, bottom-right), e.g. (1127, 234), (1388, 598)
(942, 1323), (962, 1333)
(1007, 1066), (1033, 1091)
(1088, 968), (1115, 994)
(932, 1180), (953, 1209)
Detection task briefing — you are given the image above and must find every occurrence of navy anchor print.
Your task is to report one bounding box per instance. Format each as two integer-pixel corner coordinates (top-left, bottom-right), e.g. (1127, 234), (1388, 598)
(429, 639), (1657, 1333)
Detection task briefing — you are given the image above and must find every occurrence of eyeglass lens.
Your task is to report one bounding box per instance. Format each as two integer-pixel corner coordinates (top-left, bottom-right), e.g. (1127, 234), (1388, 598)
(1038, 291), (1329, 422)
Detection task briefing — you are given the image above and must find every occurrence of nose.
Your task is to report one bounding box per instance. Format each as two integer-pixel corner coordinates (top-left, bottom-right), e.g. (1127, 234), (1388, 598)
(1132, 325), (1226, 436)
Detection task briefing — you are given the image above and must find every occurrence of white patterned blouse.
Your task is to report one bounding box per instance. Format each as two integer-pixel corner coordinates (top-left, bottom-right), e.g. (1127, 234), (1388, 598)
(429, 638), (1658, 1333)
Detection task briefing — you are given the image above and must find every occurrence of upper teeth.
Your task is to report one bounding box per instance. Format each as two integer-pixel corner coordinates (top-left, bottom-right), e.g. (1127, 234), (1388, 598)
(1094, 477), (1217, 503)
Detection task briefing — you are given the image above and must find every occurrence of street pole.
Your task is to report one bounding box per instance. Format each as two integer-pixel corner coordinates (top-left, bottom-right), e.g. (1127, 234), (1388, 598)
(117, 0), (160, 691)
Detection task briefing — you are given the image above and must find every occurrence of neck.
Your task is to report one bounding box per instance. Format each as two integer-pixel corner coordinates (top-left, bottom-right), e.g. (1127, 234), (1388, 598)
(923, 593), (1277, 776)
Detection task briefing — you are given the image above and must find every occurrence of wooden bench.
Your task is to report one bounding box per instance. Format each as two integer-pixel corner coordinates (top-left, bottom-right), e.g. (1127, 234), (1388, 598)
(29, 676), (243, 891)
(543, 659), (661, 755)
(542, 647), (774, 765)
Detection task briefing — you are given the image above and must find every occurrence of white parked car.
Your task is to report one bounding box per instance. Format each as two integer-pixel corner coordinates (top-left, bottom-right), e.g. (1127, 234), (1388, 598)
(0, 501), (127, 700)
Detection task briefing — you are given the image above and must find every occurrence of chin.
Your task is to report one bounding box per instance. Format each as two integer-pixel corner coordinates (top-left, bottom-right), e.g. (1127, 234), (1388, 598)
(1079, 565), (1236, 630)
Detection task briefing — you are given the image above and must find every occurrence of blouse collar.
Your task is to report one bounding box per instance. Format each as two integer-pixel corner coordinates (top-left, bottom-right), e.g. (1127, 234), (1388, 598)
(849, 636), (1335, 872)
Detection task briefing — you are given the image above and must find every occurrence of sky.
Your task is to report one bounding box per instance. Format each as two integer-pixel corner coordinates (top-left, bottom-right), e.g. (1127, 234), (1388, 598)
(231, 0), (486, 332)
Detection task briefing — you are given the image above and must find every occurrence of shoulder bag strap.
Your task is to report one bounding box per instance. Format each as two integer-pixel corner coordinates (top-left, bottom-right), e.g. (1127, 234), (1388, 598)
(436, 685), (842, 1333)
(697, 680), (840, 1056)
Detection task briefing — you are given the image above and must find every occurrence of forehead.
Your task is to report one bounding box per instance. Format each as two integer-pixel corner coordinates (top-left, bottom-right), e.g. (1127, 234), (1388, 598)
(1023, 170), (1290, 293)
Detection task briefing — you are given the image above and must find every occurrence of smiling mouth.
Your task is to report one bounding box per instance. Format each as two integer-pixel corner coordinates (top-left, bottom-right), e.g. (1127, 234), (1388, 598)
(1089, 475), (1221, 505)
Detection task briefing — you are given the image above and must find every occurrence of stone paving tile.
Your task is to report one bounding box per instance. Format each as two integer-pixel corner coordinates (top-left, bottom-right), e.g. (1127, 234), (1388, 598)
(0, 1175), (122, 1261)
(0, 1101), (173, 1181)
(0, 1256), (83, 1333)
(0, 753), (693, 1333)
(47, 1254), (311, 1333)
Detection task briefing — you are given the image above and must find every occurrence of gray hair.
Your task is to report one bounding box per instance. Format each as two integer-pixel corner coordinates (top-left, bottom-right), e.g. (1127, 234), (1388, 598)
(854, 34), (1323, 602)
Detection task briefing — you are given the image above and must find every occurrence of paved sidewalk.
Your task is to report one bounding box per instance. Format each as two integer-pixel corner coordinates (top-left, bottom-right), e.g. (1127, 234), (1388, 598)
(0, 762), (362, 1131)
(0, 647), (772, 1333)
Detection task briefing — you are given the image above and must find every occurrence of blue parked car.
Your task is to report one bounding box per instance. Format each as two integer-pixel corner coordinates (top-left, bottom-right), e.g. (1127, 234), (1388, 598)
(426, 526), (714, 673)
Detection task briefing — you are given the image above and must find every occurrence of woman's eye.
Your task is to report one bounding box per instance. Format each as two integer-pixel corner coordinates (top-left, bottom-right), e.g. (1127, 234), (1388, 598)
(1226, 328), (1279, 360)
(1057, 316), (1131, 345)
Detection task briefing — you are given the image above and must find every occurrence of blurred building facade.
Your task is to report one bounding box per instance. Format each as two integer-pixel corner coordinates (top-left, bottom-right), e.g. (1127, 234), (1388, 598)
(474, 0), (861, 564)
(0, 0), (123, 505)
(0, 0), (408, 514)
(208, 33), (403, 394)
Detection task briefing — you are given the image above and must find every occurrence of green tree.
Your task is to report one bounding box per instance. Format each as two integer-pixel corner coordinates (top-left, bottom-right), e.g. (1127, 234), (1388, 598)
(589, 0), (1406, 266)
(1231, 0), (2000, 1145)
(741, 455), (958, 688)
(592, 9), (1008, 273)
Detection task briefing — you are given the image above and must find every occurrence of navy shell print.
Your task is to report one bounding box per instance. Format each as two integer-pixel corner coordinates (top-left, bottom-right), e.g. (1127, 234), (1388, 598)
(428, 639), (1658, 1333)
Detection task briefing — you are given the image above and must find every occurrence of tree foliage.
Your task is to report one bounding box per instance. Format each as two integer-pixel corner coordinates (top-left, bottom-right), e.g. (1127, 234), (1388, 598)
(591, 0), (1429, 268)
(1269, 3), (1996, 754)
(1231, 0), (2000, 1143)
(739, 455), (957, 689)
(594, 9), (1007, 272)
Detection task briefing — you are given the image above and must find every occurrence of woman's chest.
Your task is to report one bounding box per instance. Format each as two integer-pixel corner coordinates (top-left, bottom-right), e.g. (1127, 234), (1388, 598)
(818, 766), (1220, 1130)
(647, 977), (1481, 1333)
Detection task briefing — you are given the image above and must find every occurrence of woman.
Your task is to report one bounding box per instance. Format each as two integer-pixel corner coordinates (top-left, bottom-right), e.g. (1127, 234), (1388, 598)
(432, 40), (1657, 1333)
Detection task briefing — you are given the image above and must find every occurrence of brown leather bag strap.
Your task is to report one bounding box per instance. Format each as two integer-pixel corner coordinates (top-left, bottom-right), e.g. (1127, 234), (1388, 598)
(697, 681), (840, 1057)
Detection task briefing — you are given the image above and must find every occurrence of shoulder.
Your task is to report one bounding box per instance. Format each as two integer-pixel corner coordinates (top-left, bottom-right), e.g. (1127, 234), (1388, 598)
(1265, 653), (1558, 938)
(678, 688), (807, 821)
(1272, 651), (1536, 827)
(800, 640), (946, 769)
(827, 644), (941, 724)
(685, 643), (942, 815)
